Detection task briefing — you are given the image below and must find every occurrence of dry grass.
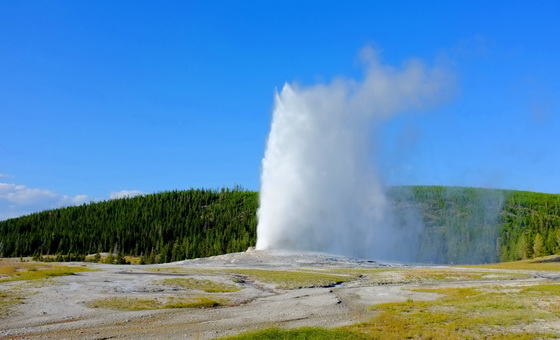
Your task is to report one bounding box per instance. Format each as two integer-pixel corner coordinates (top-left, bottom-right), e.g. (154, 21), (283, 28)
(87, 295), (228, 311)
(400, 268), (529, 282)
(124, 256), (142, 264)
(344, 283), (560, 339)
(222, 327), (369, 340)
(0, 291), (24, 318)
(149, 267), (355, 290)
(327, 268), (529, 285)
(0, 260), (92, 282)
(226, 269), (354, 289)
(162, 277), (240, 292)
(149, 266), (528, 290)
(148, 267), (222, 275)
(463, 255), (560, 271)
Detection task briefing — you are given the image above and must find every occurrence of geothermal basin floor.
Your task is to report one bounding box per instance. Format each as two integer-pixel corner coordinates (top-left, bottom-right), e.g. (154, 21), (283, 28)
(0, 250), (557, 339)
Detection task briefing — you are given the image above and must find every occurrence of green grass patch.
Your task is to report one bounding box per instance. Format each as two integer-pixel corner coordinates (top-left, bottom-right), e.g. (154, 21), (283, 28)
(165, 296), (226, 308)
(162, 277), (240, 293)
(344, 284), (558, 339)
(148, 267), (223, 275)
(325, 268), (528, 286)
(400, 269), (529, 282)
(87, 295), (228, 311)
(225, 269), (354, 289)
(0, 291), (25, 318)
(403, 269), (485, 281)
(325, 268), (390, 276)
(221, 327), (369, 340)
(0, 260), (92, 282)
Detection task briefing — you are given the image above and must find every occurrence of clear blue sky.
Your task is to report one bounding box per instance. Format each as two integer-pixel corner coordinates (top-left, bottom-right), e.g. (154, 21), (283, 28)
(1, 1), (559, 219)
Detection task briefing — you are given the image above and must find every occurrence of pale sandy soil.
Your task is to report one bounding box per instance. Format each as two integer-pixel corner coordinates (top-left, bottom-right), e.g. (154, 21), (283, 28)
(0, 250), (556, 340)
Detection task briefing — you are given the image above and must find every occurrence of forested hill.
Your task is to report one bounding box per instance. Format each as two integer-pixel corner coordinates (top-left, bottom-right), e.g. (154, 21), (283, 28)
(0, 186), (559, 264)
(388, 187), (560, 264)
(0, 188), (258, 263)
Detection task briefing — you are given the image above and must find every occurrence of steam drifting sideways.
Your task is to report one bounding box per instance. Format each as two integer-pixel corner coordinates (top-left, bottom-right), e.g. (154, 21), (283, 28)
(256, 48), (454, 260)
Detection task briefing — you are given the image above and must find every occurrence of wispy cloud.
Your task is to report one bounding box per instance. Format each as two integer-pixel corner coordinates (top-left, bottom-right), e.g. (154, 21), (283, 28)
(109, 190), (145, 199)
(0, 182), (88, 220)
(0, 173), (14, 179)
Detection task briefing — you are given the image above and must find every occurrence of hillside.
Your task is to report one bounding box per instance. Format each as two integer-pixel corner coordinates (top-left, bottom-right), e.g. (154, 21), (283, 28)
(389, 186), (560, 263)
(0, 186), (558, 264)
(0, 188), (258, 263)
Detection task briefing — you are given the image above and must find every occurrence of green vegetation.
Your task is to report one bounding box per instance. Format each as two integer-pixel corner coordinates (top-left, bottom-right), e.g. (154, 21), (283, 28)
(32, 253), (86, 262)
(0, 187), (257, 262)
(0, 186), (559, 264)
(397, 268), (529, 282)
(0, 260), (92, 282)
(222, 327), (368, 340)
(148, 267), (220, 275)
(389, 186), (560, 263)
(345, 284), (557, 339)
(498, 190), (560, 262)
(87, 295), (227, 310)
(329, 268), (528, 285)
(0, 291), (24, 318)
(390, 186), (505, 264)
(162, 277), (240, 292)
(228, 269), (353, 289)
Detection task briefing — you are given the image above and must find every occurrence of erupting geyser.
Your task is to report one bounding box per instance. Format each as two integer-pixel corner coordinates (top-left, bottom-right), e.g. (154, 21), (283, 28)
(256, 48), (452, 259)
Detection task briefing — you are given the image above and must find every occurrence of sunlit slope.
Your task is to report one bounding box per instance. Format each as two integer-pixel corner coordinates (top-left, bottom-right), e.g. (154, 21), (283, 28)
(0, 186), (558, 264)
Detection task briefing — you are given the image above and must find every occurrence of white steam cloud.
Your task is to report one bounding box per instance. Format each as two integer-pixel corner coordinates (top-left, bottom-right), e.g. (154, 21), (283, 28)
(256, 48), (453, 259)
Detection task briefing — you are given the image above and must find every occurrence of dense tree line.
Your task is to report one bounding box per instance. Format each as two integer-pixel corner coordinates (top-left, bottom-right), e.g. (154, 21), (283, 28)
(389, 186), (505, 264)
(0, 188), (257, 263)
(389, 186), (560, 263)
(498, 190), (560, 261)
(0, 186), (558, 264)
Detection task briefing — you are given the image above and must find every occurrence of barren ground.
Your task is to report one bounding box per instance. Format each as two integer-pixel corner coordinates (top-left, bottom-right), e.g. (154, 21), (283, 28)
(1, 250), (558, 339)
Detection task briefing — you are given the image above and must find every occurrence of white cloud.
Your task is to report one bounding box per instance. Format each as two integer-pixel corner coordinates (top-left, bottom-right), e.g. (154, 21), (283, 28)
(0, 173), (14, 179)
(61, 194), (89, 205)
(0, 182), (88, 221)
(109, 190), (145, 199)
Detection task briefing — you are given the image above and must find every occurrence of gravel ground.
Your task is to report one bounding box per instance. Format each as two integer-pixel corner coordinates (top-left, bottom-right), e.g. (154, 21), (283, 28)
(0, 250), (551, 339)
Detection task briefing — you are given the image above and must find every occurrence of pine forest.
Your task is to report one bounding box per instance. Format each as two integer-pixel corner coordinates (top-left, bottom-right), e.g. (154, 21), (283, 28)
(0, 186), (559, 264)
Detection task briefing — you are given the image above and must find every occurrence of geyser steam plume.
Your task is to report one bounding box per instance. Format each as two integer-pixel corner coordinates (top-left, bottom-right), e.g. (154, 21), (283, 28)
(256, 48), (452, 259)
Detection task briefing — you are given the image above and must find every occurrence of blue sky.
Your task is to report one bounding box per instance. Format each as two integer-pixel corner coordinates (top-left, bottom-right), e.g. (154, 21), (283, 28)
(1, 1), (559, 219)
